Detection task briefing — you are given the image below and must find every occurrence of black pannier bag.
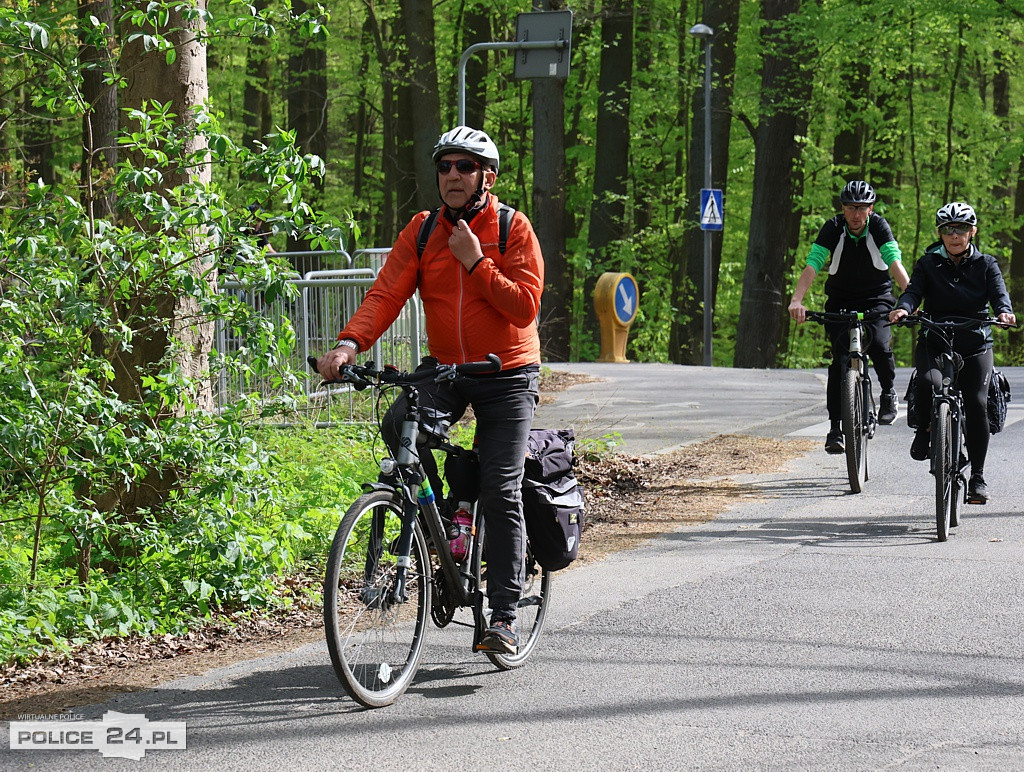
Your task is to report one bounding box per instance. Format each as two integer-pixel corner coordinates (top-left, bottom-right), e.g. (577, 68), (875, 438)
(521, 429), (584, 571)
(905, 370), (921, 430)
(988, 369), (1011, 434)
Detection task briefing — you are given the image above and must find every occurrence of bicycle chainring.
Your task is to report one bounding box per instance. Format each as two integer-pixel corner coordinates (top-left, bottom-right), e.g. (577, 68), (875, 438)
(430, 564), (457, 628)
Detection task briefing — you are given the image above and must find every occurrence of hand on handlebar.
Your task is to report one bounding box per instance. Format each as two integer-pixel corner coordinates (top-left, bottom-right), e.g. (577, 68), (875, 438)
(315, 345), (356, 381)
(787, 299), (807, 324)
(889, 308), (909, 324)
(997, 311), (1017, 327)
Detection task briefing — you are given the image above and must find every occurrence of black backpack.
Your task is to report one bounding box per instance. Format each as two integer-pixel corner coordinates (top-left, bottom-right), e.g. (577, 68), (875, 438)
(416, 204), (516, 258)
(521, 429), (584, 572)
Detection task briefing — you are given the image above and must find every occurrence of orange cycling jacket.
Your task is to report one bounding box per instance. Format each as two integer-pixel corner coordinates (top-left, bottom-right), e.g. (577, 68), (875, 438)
(339, 195), (544, 370)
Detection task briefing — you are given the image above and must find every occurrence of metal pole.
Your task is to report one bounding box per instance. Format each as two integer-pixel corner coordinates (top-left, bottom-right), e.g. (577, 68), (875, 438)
(702, 36), (713, 367)
(689, 23), (714, 367)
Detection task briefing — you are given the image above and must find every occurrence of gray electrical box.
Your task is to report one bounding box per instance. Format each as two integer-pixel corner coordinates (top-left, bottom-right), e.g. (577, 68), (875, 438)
(513, 11), (573, 80)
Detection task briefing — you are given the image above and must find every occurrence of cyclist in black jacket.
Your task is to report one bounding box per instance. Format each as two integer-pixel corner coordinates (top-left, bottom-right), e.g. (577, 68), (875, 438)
(889, 202), (1016, 504)
(790, 180), (910, 454)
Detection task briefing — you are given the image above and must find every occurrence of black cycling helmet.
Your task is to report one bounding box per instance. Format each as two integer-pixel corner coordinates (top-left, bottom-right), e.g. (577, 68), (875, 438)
(935, 201), (977, 227)
(431, 126), (500, 174)
(839, 180), (876, 205)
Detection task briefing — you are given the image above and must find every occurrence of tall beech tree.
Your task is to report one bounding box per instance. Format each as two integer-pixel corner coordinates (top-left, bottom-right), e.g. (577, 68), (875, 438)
(734, 0), (813, 368)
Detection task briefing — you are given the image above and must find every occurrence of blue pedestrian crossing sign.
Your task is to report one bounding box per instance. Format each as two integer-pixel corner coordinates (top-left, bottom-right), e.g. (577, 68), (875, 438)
(613, 274), (638, 326)
(699, 188), (724, 231)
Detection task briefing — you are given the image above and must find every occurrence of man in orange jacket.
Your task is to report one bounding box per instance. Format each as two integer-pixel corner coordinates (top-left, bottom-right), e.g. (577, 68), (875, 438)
(316, 126), (544, 655)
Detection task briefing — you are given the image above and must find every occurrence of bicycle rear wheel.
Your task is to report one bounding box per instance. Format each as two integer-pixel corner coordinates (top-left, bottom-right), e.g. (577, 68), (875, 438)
(475, 518), (552, 670)
(323, 490), (431, 707)
(841, 368), (867, 493)
(933, 402), (952, 542)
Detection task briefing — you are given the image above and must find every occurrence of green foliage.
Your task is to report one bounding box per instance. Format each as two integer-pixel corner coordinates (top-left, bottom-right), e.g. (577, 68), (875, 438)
(0, 1), (354, 664)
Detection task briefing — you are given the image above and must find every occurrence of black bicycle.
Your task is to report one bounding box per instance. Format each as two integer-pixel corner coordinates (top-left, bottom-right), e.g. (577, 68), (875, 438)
(308, 354), (552, 707)
(895, 315), (1009, 541)
(806, 310), (889, 493)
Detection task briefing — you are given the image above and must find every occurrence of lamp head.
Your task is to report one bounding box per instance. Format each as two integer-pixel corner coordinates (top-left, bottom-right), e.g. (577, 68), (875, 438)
(689, 23), (714, 38)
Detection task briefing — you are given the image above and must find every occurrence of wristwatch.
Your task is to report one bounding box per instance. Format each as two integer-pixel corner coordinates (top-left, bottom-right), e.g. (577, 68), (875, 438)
(333, 339), (359, 352)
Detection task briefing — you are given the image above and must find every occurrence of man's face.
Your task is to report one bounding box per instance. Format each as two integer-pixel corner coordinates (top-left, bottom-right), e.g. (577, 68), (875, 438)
(437, 153), (495, 210)
(841, 203), (872, 235)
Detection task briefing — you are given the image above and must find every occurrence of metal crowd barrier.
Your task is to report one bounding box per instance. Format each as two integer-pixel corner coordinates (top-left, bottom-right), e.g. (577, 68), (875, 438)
(215, 247), (428, 424)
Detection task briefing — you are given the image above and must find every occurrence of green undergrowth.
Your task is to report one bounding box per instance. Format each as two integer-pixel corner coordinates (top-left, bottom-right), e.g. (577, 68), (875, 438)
(0, 424), (385, 666)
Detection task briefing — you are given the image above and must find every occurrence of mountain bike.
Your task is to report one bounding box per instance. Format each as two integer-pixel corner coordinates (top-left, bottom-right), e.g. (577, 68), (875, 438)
(308, 354), (552, 707)
(894, 315), (1009, 541)
(806, 310), (889, 493)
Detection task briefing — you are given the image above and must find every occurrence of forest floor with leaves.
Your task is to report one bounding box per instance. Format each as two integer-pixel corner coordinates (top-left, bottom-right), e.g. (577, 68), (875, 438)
(0, 370), (813, 721)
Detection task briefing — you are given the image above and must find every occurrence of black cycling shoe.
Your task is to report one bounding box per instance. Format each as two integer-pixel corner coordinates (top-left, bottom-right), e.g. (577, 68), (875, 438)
(824, 428), (844, 455)
(910, 429), (930, 461)
(967, 474), (989, 505)
(878, 389), (899, 425)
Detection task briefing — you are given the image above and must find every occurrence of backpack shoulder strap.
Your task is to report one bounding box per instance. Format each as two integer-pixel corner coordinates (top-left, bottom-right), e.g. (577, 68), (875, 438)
(416, 207), (443, 258)
(419, 205), (514, 257)
(497, 204), (515, 255)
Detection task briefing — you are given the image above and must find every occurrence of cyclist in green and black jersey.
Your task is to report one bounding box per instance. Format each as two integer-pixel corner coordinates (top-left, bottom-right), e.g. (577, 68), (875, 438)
(789, 180), (910, 454)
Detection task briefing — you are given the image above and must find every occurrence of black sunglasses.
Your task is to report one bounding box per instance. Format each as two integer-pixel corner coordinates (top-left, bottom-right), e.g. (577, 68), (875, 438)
(938, 224), (972, 236)
(436, 159), (483, 175)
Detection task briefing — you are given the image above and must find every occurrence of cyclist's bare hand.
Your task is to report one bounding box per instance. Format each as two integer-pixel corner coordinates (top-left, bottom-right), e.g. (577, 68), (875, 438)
(997, 311), (1017, 327)
(889, 308), (909, 324)
(448, 219), (485, 270)
(787, 299), (807, 324)
(316, 346), (355, 381)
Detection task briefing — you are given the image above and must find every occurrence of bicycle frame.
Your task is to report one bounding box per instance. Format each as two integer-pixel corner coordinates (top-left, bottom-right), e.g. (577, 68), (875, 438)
(896, 314), (1011, 539)
(805, 309), (885, 492)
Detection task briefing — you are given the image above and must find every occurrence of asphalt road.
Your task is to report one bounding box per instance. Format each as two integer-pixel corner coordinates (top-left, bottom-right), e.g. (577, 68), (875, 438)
(4, 364), (1024, 770)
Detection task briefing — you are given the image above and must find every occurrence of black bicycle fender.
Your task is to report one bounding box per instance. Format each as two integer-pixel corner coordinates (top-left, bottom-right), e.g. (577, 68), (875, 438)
(361, 481), (397, 495)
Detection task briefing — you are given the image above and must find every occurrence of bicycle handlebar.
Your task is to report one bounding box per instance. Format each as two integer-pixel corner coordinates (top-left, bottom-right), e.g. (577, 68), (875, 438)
(804, 309), (890, 325)
(307, 353), (502, 388)
(894, 314), (1016, 332)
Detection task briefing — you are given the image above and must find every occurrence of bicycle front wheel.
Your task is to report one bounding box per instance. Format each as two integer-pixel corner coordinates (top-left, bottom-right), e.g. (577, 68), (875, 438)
(841, 368), (867, 493)
(323, 490), (431, 707)
(933, 402), (952, 542)
(475, 518), (553, 670)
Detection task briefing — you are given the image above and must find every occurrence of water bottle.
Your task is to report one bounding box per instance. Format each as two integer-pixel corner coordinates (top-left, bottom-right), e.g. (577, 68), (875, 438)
(448, 502), (473, 561)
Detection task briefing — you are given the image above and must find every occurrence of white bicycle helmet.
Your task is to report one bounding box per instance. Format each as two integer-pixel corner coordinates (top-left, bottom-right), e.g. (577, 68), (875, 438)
(432, 126), (500, 174)
(935, 202), (977, 227)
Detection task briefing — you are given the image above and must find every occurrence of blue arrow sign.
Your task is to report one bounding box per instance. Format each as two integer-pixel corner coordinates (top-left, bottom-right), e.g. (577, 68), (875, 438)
(700, 188), (724, 231)
(613, 274), (638, 325)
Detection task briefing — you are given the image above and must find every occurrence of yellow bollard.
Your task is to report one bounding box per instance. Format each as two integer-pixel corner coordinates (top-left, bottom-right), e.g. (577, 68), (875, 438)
(593, 272), (639, 362)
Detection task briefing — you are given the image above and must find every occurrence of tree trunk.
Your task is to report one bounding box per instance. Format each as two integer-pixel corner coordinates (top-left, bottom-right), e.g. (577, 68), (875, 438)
(400, 0), (442, 212)
(242, 0), (273, 154)
(532, 0), (570, 361)
(462, 2), (490, 130)
(583, 0), (633, 353)
(733, 0), (812, 368)
(286, 0), (328, 261)
(77, 0), (118, 220)
(110, 0), (213, 517)
(671, 0), (739, 365)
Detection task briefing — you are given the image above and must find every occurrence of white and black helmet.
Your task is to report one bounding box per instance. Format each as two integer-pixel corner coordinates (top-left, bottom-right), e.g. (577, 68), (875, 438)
(839, 180), (876, 205)
(935, 201), (977, 227)
(432, 126), (500, 174)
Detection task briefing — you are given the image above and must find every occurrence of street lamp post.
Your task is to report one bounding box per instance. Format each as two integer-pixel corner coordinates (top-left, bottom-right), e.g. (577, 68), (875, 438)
(689, 23), (714, 367)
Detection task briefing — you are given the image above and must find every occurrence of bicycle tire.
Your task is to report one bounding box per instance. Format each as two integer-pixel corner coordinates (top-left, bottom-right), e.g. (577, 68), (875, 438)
(933, 402), (952, 542)
(841, 368), (867, 494)
(475, 517), (552, 670)
(323, 490), (431, 707)
(950, 420), (965, 528)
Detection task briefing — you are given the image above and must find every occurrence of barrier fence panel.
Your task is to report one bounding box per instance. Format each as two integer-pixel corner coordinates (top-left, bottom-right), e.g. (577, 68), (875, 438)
(215, 248), (428, 424)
